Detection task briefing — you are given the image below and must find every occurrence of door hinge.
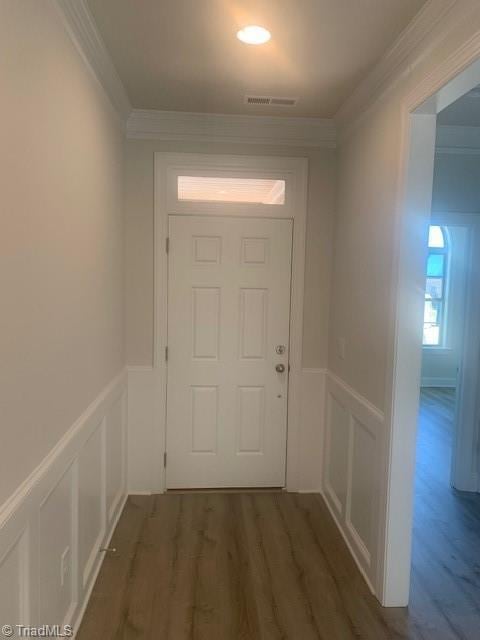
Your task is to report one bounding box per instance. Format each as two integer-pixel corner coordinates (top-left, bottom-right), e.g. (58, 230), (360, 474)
(163, 452), (167, 468)
(288, 363), (291, 372)
(165, 346), (168, 362)
(166, 237), (170, 253)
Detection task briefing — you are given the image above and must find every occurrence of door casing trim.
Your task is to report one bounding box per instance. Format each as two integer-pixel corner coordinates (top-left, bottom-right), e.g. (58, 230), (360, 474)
(381, 44), (480, 606)
(153, 153), (308, 492)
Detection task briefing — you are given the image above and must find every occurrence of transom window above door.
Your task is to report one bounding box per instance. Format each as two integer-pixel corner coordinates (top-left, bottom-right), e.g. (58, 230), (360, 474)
(177, 175), (285, 205)
(423, 225), (449, 347)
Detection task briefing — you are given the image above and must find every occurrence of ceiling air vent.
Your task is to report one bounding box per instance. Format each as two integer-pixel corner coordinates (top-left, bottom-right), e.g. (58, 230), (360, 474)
(245, 95), (298, 107)
(270, 97), (297, 106)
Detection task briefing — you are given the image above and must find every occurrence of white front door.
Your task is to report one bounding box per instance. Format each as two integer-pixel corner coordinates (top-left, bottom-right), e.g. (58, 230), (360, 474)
(166, 215), (293, 488)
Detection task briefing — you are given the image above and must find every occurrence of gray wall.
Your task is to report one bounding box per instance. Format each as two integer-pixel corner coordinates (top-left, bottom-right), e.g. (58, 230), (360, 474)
(0, 1), (125, 505)
(432, 152), (480, 213)
(125, 140), (336, 369)
(328, 6), (480, 412)
(421, 147), (480, 387)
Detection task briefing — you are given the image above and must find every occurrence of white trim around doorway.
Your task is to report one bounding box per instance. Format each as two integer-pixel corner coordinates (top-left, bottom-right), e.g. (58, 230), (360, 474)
(381, 44), (480, 606)
(153, 153), (308, 493)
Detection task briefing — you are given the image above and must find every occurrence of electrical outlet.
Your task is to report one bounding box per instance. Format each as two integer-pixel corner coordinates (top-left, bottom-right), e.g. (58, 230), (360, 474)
(337, 337), (346, 361)
(60, 546), (70, 588)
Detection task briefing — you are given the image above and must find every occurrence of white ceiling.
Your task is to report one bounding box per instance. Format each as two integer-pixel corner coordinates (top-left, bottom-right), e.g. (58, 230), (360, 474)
(438, 87), (480, 127)
(87, 0), (426, 118)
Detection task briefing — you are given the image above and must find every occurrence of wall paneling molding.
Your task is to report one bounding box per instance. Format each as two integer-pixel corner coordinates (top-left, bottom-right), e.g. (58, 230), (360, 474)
(322, 371), (384, 594)
(0, 370), (128, 635)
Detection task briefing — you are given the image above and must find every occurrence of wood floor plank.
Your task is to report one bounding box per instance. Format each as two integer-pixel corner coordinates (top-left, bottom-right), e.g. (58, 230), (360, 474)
(154, 493), (206, 640)
(243, 492), (322, 639)
(407, 388), (480, 640)
(236, 494), (287, 640)
(274, 493), (361, 639)
(76, 496), (153, 640)
(121, 493), (183, 639)
(188, 494), (258, 640)
(76, 388), (480, 640)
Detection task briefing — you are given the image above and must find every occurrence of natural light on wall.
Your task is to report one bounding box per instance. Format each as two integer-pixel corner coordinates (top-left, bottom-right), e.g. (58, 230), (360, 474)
(177, 176), (285, 205)
(423, 225), (448, 347)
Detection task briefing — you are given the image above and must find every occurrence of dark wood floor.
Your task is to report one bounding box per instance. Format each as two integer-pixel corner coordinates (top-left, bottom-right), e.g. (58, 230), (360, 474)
(77, 388), (480, 639)
(409, 388), (480, 640)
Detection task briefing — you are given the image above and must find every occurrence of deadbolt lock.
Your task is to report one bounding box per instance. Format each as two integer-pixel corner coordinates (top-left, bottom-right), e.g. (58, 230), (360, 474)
(276, 345), (286, 355)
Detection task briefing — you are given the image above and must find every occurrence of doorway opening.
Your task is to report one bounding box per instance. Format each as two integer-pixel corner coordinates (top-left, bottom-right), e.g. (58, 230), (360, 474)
(410, 212), (480, 628)
(383, 55), (480, 607)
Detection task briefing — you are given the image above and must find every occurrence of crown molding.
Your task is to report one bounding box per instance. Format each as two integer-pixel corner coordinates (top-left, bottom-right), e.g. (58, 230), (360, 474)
(52, 1), (335, 147)
(127, 109), (336, 148)
(53, 0), (131, 124)
(335, 0), (459, 131)
(436, 124), (480, 154)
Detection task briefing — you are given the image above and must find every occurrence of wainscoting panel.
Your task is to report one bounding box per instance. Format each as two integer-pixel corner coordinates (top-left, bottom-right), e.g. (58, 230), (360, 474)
(324, 392), (349, 514)
(127, 366), (326, 494)
(39, 465), (74, 626)
(0, 530), (28, 629)
(106, 394), (127, 524)
(0, 370), (127, 636)
(347, 417), (376, 565)
(323, 372), (384, 591)
(78, 421), (105, 591)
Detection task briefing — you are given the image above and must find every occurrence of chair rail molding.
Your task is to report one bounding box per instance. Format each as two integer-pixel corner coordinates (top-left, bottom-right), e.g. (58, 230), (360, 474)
(53, 0), (131, 124)
(0, 369), (128, 636)
(127, 109), (337, 148)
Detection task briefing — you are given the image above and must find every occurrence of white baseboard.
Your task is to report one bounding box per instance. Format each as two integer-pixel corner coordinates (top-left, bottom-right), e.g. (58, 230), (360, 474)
(421, 377), (456, 388)
(0, 369), (128, 636)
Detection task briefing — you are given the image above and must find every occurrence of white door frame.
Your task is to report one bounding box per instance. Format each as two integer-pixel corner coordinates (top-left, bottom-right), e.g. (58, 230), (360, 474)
(153, 153), (308, 492)
(380, 46), (480, 605)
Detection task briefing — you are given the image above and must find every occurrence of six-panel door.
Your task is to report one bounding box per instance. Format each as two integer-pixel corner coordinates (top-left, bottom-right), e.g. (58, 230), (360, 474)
(166, 215), (293, 488)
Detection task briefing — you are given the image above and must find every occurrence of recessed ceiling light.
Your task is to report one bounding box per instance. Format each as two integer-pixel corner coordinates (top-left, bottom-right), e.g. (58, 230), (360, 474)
(236, 25), (271, 45)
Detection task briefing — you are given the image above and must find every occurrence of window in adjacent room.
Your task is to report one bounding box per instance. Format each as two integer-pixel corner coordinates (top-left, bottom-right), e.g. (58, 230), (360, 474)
(423, 225), (449, 347)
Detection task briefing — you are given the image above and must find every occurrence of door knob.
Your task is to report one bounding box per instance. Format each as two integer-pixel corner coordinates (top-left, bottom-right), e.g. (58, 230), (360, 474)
(275, 364), (285, 373)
